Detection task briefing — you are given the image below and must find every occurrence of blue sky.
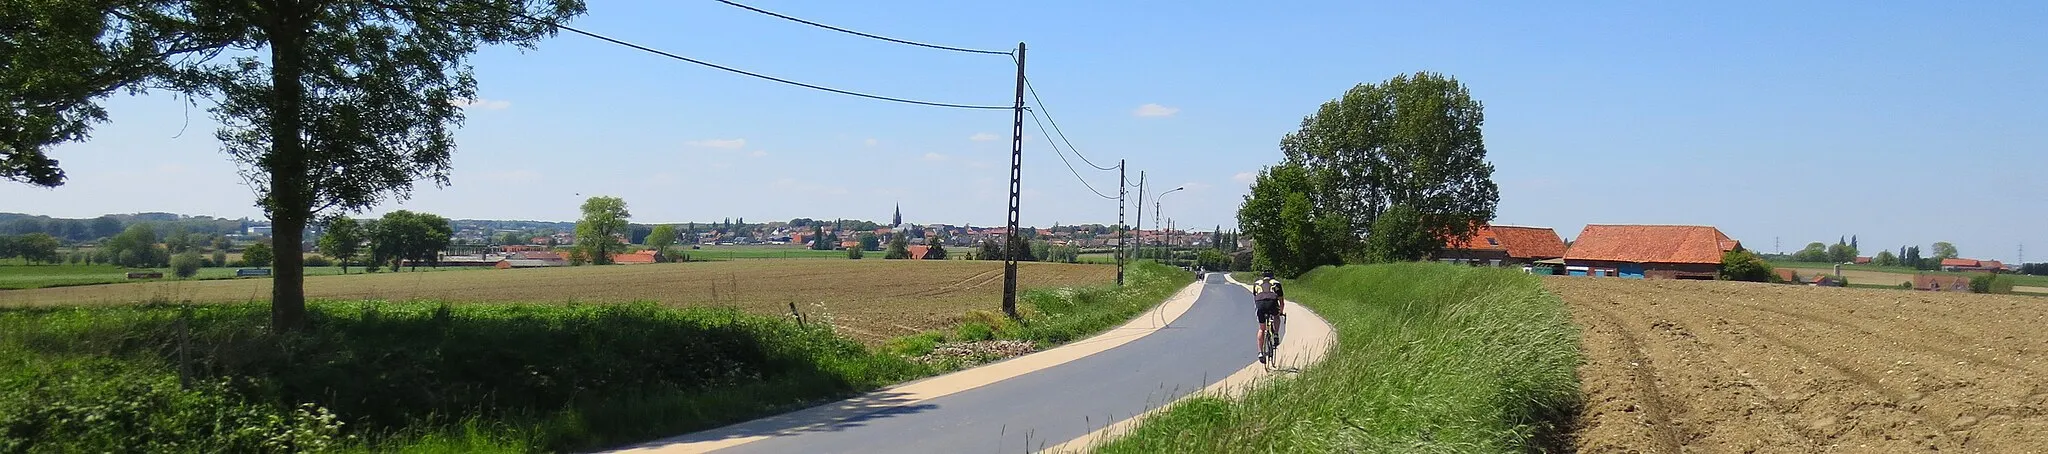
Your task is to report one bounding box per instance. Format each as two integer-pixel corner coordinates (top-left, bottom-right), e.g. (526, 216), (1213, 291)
(6, 1), (2044, 262)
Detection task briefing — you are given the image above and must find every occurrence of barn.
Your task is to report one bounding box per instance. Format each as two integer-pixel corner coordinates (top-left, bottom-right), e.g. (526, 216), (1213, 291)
(1564, 225), (1739, 279)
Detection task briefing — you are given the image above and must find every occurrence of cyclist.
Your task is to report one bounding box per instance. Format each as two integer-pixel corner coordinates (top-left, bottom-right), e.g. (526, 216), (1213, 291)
(1251, 270), (1285, 363)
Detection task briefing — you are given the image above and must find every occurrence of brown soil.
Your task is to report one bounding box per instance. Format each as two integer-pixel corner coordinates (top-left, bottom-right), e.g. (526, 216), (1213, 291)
(1552, 277), (2048, 453)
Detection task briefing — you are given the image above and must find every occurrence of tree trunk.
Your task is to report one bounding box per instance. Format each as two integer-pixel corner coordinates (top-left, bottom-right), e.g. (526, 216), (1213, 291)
(266, 16), (310, 332)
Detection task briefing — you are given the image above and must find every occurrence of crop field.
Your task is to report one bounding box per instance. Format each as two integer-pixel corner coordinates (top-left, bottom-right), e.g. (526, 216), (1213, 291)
(681, 245), (850, 260)
(0, 259), (1114, 344)
(1555, 278), (2048, 452)
(0, 264), (389, 289)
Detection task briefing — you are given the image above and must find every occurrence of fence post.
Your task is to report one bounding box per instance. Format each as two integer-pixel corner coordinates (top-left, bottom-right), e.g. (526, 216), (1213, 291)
(789, 302), (805, 327)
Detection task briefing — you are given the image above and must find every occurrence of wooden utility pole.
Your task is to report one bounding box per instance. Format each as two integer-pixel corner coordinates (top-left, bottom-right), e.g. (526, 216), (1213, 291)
(1002, 42), (1026, 319)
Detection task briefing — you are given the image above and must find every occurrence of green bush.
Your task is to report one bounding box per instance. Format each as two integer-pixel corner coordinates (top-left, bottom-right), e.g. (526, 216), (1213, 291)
(1720, 249), (1774, 282)
(170, 252), (202, 278)
(303, 255), (333, 267)
(1970, 274), (2015, 294)
(1101, 263), (1582, 452)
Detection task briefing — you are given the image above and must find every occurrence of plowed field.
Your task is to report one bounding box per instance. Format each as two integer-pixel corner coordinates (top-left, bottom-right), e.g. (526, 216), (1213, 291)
(1552, 278), (2048, 453)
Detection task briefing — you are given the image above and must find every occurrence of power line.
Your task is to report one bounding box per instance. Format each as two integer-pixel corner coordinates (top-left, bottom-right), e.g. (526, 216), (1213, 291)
(715, 0), (1012, 56)
(500, 6), (1010, 110)
(1022, 75), (1119, 171)
(1030, 108), (1118, 200)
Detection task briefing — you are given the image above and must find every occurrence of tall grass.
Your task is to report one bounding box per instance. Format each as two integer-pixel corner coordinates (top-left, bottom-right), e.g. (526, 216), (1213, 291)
(1, 262), (1189, 453)
(1099, 263), (1582, 453)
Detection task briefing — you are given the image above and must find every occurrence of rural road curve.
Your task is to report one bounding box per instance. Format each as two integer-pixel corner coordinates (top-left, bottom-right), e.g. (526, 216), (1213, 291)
(610, 273), (1332, 454)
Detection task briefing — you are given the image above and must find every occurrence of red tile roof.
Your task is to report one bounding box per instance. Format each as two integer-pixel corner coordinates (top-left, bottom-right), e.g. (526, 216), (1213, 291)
(611, 250), (658, 264)
(1491, 226), (1568, 259)
(908, 244), (930, 260)
(1445, 225), (1568, 260)
(1444, 226), (1505, 251)
(1940, 258), (1979, 267)
(1565, 225), (1735, 265)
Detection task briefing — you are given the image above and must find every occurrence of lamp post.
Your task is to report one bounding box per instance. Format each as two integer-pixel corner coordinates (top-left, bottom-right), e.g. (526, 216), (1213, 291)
(1155, 187), (1185, 264)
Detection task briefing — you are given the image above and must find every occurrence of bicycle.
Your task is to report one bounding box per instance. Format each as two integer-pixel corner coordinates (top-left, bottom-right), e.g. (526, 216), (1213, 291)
(1259, 312), (1285, 366)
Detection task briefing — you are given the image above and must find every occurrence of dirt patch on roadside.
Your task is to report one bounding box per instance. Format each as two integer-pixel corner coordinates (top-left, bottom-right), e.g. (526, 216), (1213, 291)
(1553, 277), (2048, 453)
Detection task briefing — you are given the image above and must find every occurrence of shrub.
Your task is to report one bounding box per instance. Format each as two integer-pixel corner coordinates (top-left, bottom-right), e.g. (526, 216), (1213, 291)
(1970, 274), (2014, 294)
(211, 251), (227, 267)
(303, 255), (333, 267)
(846, 247), (863, 260)
(1720, 249), (1774, 282)
(170, 252), (202, 278)
(1899, 281), (1914, 289)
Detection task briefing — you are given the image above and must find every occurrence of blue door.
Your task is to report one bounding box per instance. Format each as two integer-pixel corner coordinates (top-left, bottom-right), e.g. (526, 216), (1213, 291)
(1619, 264), (1646, 279)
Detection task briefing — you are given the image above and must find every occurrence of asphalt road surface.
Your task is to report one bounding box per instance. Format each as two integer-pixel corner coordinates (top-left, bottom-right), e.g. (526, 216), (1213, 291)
(703, 273), (1260, 453)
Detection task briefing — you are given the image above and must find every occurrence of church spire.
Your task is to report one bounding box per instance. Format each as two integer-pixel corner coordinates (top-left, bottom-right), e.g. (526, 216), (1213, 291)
(892, 203), (903, 227)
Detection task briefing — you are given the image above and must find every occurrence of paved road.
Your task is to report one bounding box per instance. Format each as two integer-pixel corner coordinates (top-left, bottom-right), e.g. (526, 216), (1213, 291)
(706, 273), (1259, 453)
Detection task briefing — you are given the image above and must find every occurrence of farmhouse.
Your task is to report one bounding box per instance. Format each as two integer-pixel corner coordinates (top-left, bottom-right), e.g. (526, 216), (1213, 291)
(1439, 225), (1568, 267)
(1564, 225), (1739, 279)
(1914, 274), (1971, 292)
(1940, 258), (2006, 273)
(495, 259), (562, 269)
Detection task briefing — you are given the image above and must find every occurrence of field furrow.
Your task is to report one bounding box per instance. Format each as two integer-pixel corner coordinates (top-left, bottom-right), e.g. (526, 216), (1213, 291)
(1554, 278), (2048, 453)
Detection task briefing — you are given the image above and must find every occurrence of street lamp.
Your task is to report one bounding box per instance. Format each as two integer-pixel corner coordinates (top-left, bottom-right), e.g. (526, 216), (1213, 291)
(1155, 187), (1185, 264)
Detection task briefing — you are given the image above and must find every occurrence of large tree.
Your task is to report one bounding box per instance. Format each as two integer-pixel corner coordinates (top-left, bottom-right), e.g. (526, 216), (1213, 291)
(1931, 242), (1959, 260)
(645, 224), (677, 262)
(1238, 162), (1343, 277)
(317, 215), (363, 273)
(1282, 72), (1497, 256)
(368, 210), (450, 271)
(3, 1), (586, 329)
(576, 196), (628, 265)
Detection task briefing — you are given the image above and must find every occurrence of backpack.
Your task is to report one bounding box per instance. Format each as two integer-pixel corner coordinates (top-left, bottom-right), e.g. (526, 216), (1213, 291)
(1253, 278), (1280, 300)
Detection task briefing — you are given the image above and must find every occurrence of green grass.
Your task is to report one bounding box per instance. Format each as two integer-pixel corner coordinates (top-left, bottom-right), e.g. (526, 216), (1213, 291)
(1100, 263), (1583, 453)
(1, 262), (1190, 453)
(0, 264), (484, 290)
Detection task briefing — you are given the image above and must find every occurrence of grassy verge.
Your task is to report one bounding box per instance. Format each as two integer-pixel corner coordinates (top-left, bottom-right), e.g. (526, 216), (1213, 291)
(1099, 263), (1582, 452)
(879, 261), (1189, 362)
(1, 262), (1188, 452)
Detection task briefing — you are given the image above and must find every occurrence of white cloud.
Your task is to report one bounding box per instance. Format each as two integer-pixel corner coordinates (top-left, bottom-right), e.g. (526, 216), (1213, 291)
(1232, 171), (1258, 184)
(1133, 103), (1179, 117)
(687, 138), (748, 149)
(451, 97), (512, 110)
(969, 132), (999, 142)
(747, 150), (769, 158)
(922, 152), (949, 161)
(864, 138), (880, 147)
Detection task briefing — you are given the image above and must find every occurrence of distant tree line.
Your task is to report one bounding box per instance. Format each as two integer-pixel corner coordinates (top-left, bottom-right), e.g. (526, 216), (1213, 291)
(0, 213), (248, 243)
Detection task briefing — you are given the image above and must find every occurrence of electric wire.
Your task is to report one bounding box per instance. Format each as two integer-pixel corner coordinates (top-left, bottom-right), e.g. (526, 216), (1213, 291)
(1022, 76), (1119, 171)
(714, 0), (1012, 56)
(1030, 108), (1119, 200)
(499, 6), (1011, 110)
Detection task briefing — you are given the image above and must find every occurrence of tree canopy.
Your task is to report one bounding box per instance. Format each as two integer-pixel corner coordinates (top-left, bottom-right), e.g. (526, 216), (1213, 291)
(317, 216), (364, 273)
(1240, 72), (1498, 276)
(646, 224), (678, 262)
(368, 210), (451, 271)
(2, 0), (587, 328)
(576, 196), (629, 265)
(1931, 242), (1959, 260)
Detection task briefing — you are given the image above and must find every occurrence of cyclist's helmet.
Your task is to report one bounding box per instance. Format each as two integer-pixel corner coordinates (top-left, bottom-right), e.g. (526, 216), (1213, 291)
(1261, 270), (1275, 279)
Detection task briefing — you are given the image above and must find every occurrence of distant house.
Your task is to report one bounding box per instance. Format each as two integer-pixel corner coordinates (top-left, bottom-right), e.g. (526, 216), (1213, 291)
(908, 244), (931, 260)
(1940, 258), (2006, 273)
(1853, 256), (1873, 265)
(1563, 225), (1739, 279)
(610, 250), (658, 265)
(1810, 274), (1845, 287)
(1914, 274), (1971, 292)
(1441, 225), (1568, 267)
(1775, 268), (1800, 283)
